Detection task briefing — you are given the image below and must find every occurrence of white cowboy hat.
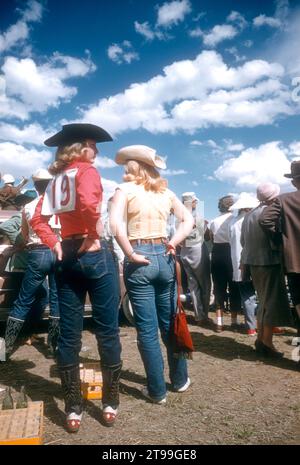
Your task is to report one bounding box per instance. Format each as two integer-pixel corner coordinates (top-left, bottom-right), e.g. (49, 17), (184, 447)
(229, 192), (259, 211)
(2, 174), (15, 184)
(182, 192), (199, 202)
(115, 145), (166, 170)
(32, 168), (53, 181)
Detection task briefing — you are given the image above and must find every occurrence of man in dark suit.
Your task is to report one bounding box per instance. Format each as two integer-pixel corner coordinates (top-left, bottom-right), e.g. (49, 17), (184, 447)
(259, 161), (300, 337)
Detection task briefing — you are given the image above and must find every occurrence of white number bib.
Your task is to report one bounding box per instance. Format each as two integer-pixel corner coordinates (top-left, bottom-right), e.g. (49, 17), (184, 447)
(42, 168), (78, 215)
(48, 214), (61, 230)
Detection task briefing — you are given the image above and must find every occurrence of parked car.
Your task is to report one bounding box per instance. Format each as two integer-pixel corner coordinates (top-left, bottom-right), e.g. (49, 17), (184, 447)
(0, 210), (134, 324)
(0, 210), (23, 322)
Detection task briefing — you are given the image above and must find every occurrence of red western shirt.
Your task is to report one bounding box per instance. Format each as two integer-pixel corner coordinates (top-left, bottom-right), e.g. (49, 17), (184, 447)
(30, 161), (103, 248)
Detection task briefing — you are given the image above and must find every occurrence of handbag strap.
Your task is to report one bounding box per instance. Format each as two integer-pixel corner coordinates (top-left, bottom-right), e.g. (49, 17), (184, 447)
(174, 256), (184, 313)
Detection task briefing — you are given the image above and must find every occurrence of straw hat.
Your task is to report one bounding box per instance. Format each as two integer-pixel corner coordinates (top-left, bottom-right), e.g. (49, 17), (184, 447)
(32, 168), (53, 181)
(182, 192), (199, 202)
(229, 192), (259, 211)
(115, 145), (166, 170)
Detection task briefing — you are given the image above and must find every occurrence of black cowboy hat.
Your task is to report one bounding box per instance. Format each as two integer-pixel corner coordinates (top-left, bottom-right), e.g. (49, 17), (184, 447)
(44, 123), (113, 147)
(284, 160), (300, 179)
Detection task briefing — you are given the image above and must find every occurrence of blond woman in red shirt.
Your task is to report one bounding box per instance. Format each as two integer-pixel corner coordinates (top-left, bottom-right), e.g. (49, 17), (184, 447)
(31, 124), (122, 432)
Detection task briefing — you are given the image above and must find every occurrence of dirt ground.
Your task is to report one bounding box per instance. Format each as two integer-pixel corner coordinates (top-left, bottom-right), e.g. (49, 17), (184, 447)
(0, 311), (299, 446)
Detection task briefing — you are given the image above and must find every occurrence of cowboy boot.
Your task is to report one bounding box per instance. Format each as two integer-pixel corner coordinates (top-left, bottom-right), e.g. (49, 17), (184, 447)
(4, 317), (24, 359)
(101, 362), (122, 427)
(47, 317), (60, 358)
(215, 307), (224, 333)
(59, 364), (83, 433)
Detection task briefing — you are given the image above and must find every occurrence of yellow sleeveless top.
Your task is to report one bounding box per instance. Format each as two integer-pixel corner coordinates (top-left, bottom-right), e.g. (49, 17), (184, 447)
(117, 181), (175, 240)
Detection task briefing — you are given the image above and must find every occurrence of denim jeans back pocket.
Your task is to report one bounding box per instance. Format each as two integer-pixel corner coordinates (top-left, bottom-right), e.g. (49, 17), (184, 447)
(29, 249), (46, 272)
(78, 250), (108, 279)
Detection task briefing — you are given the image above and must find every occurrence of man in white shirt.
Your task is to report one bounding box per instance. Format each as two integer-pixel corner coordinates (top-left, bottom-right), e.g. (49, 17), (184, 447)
(180, 192), (212, 326)
(227, 193), (259, 335)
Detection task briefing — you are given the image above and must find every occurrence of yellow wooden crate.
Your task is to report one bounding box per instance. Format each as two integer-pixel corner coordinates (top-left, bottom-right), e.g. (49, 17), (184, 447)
(0, 401), (43, 445)
(79, 363), (103, 400)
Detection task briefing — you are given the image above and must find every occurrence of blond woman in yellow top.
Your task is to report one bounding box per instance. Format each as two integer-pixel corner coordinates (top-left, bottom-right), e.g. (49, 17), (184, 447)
(110, 145), (193, 403)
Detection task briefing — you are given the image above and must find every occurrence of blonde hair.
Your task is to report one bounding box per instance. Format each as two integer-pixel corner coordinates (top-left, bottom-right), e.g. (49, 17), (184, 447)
(48, 142), (88, 175)
(123, 160), (167, 193)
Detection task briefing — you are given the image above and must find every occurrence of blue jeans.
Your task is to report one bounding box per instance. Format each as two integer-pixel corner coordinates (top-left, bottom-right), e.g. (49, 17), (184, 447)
(238, 281), (257, 330)
(9, 246), (59, 322)
(124, 243), (188, 401)
(55, 239), (122, 368)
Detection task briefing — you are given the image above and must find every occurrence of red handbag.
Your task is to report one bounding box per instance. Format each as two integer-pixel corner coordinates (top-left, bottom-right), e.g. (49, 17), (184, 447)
(171, 257), (194, 359)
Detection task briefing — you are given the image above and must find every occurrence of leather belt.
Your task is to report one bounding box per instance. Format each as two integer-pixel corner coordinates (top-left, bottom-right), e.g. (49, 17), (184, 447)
(130, 237), (167, 246)
(64, 234), (88, 240)
(26, 244), (49, 250)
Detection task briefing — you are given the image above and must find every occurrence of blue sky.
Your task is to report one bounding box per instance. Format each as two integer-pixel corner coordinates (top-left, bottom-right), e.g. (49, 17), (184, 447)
(1, 0), (300, 219)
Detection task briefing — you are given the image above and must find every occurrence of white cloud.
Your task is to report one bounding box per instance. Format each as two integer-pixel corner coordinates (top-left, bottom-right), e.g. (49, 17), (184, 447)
(169, 79), (292, 131)
(253, 0), (290, 29)
(163, 169), (188, 175)
(190, 139), (222, 154)
(0, 142), (52, 180)
(227, 11), (248, 30)
(275, 0), (290, 26)
(253, 14), (282, 28)
(100, 178), (119, 217)
(156, 0), (192, 28)
(0, 54), (96, 120)
(226, 143), (245, 152)
(214, 141), (292, 188)
(94, 157), (117, 169)
(123, 52), (139, 64)
(225, 47), (246, 62)
(20, 0), (43, 22)
(192, 180), (199, 186)
(48, 53), (97, 78)
(207, 140), (220, 149)
(108, 44), (123, 61)
(0, 21), (29, 53)
(191, 138), (244, 154)
(134, 21), (168, 41)
(288, 141), (300, 157)
(0, 76), (29, 120)
(134, 0), (190, 41)
(0, 1), (43, 53)
(191, 11), (246, 48)
(202, 25), (238, 47)
(192, 12), (206, 22)
(189, 27), (203, 38)
(76, 50), (294, 135)
(0, 122), (52, 145)
(107, 41), (139, 65)
(244, 40), (253, 48)
(273, 9), (300, 75)
(135, 21), (155, 41)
